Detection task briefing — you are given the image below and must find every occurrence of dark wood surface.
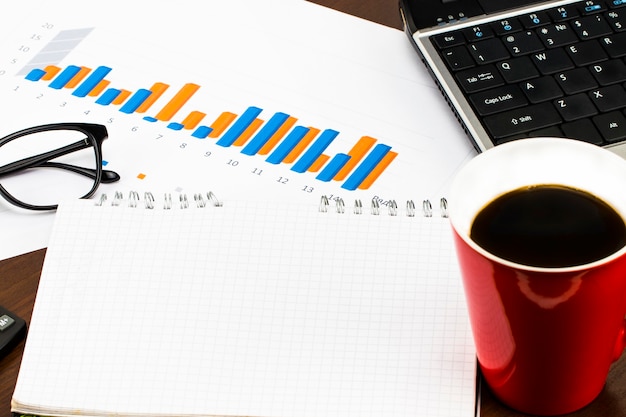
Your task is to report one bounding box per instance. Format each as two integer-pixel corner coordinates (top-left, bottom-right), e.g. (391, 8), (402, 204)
(1, 1), (625, 416)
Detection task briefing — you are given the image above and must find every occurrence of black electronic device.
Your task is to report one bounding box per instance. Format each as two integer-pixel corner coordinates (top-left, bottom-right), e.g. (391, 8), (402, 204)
(400, 0), (626, 158)
(0, 305), (27, 358)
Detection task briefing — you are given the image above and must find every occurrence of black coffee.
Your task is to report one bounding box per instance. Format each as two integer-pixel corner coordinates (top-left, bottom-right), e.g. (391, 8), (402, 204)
(470, 185), (626, 267)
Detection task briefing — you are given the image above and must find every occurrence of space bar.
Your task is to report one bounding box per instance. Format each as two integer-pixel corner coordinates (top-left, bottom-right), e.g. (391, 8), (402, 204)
(483, 102), (561, 139)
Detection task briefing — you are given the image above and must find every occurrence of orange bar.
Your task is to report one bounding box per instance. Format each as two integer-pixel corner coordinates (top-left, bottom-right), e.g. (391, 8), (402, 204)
(88, 79), (110, 97)
(357, 151), (398, 190)
(64, 66), (91, 88)
(283, 127), (320, 163)
(208, 112), (238, 138)
(258, 116), (298, 155)
(182, 111), (206, 130)
(112, 89), (131, 105)
(233, 119), (263, 146)
(136, 82), (169, 113)
(155, 83), (200, 121)
(308, 154), (330, 173)
(41, 65), (61, 81)
(333, 136), (377, 181)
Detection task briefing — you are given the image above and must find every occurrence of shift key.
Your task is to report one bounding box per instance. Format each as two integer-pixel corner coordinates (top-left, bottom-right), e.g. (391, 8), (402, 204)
(483, 102), (561, 139)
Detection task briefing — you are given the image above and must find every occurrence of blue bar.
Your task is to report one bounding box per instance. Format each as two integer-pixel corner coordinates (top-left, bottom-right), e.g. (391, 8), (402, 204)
(241, 112), (290, 155)
(120, 89), (152, 114)
(342, 144), (392, 191)
(143, 116), (158, 122)
(48, 65), (82, 89)
(192, 126), (213, 139)
(316, 154), (350, 182)
(72, 66), (112, 97)
(95, 88), (121, 105)
(291, 129), (339, 173)
(266, 126), (310, 164)
(25, 69), (46, 81)
(216, 106), (263, 147)
(167, 122), (184, 130)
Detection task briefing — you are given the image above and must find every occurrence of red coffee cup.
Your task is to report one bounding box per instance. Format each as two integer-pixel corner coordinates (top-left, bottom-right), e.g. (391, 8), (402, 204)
(449, 138), (626, 415)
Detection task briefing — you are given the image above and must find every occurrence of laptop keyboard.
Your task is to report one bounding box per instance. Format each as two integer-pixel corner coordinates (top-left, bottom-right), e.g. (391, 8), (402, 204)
(431, 0), (626, 146)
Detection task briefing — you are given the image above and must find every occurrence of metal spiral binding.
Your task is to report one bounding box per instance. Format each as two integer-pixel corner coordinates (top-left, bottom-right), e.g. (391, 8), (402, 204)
(179, 194), (189, 209)
(95, 194), (107, 206)
(371, 199), (380, 215)
(423, 200), (433, 217)
(112, 191), (124, 206)
(163, 193), (173, 210)
(353, 199), (363, 215)
(440, 198), (449, 218)
(128, 191), (140, 208)
(319, 195), (330, 213)
(318, 196), (448, 217)
(93, 191), (221, 210)
(388, 200), (398, 216)
(207, 191), (223, 207)
(144, 192), (155, 209)
(406, 200), (416, 217)
(335, 198), (345, 214)
(194, 193), (207, 208)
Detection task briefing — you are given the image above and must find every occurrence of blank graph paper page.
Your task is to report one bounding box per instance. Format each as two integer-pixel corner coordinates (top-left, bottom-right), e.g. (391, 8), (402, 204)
(12, 198), (476, 417)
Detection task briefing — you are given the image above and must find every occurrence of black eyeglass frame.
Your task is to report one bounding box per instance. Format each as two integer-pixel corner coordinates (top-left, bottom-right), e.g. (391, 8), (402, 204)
(0, 122), (120, 211)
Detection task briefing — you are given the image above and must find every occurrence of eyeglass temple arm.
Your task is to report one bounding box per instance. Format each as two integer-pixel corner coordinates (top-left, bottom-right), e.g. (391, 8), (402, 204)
(38, 161), (120, 183)
(0, 139), (120, 183)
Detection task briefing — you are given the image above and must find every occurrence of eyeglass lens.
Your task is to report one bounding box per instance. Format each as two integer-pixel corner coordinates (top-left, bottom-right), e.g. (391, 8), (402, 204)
(0, 129), (99, 207)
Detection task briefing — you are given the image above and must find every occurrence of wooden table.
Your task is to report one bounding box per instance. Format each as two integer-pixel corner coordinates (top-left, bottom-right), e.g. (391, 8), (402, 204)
(1, 1), (626, 416)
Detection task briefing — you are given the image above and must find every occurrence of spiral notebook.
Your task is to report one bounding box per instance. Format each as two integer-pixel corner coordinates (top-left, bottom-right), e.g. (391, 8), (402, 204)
(12, 192), (477, 417)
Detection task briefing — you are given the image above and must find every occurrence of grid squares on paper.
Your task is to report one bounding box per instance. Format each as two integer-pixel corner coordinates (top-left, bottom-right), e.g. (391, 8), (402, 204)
(13, 198), (476, 417)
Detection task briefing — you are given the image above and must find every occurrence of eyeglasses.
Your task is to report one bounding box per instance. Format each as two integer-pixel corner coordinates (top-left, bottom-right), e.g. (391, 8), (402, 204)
(0, 123), (120, 211)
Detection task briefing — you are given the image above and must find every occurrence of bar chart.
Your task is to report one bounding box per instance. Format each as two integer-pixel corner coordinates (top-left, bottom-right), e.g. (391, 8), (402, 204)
(24, 63), (398, 191)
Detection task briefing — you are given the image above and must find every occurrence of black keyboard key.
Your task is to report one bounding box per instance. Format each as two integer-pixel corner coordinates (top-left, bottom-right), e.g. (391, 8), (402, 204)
(491, 18), (523, 35)
(588, 85), (626, 111)
(503, 30), (545, 56)
(468, 38), (510, 64)
(441, 46), (476, 71)
(520, 11), (551, 28)
(463, 25), (495, 41)
(470, 85), (528, 115)
(606, 9), (626, 31)
(456, 65), (505, 93)
(532, 48), (575, 74)
(432, 31), (466, 49)
(579, 1), (608, 15)
(566, 39), (609, 65)
(537, 23), (579, 48)
(609, 0), (626, 8)
(520, 76), (564, 103)
(548, 5), (579, 22)
(600, 32), (626, 57)
(593, 111), (626, 142)
(555, 67), (599, 94)
(562, 119), (604, 144)
(571, 14), (613, 39)
(590, 59), (626, 84)
(554, 93), (599, 121)
(529, 125), (565, 138)
(483, 102), (562, 138)
(497, 56), (539, 82)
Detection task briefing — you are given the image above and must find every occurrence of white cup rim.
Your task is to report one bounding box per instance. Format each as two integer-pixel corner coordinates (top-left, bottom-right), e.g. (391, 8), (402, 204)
(449, 137), (626, 273)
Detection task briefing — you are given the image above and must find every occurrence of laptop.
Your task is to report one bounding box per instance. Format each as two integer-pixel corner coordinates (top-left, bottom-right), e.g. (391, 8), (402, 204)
(400, 0), (626, 157)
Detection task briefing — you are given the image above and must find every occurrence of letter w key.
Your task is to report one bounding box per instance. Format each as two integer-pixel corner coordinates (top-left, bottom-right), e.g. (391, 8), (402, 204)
(531, 49), (574, 74)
